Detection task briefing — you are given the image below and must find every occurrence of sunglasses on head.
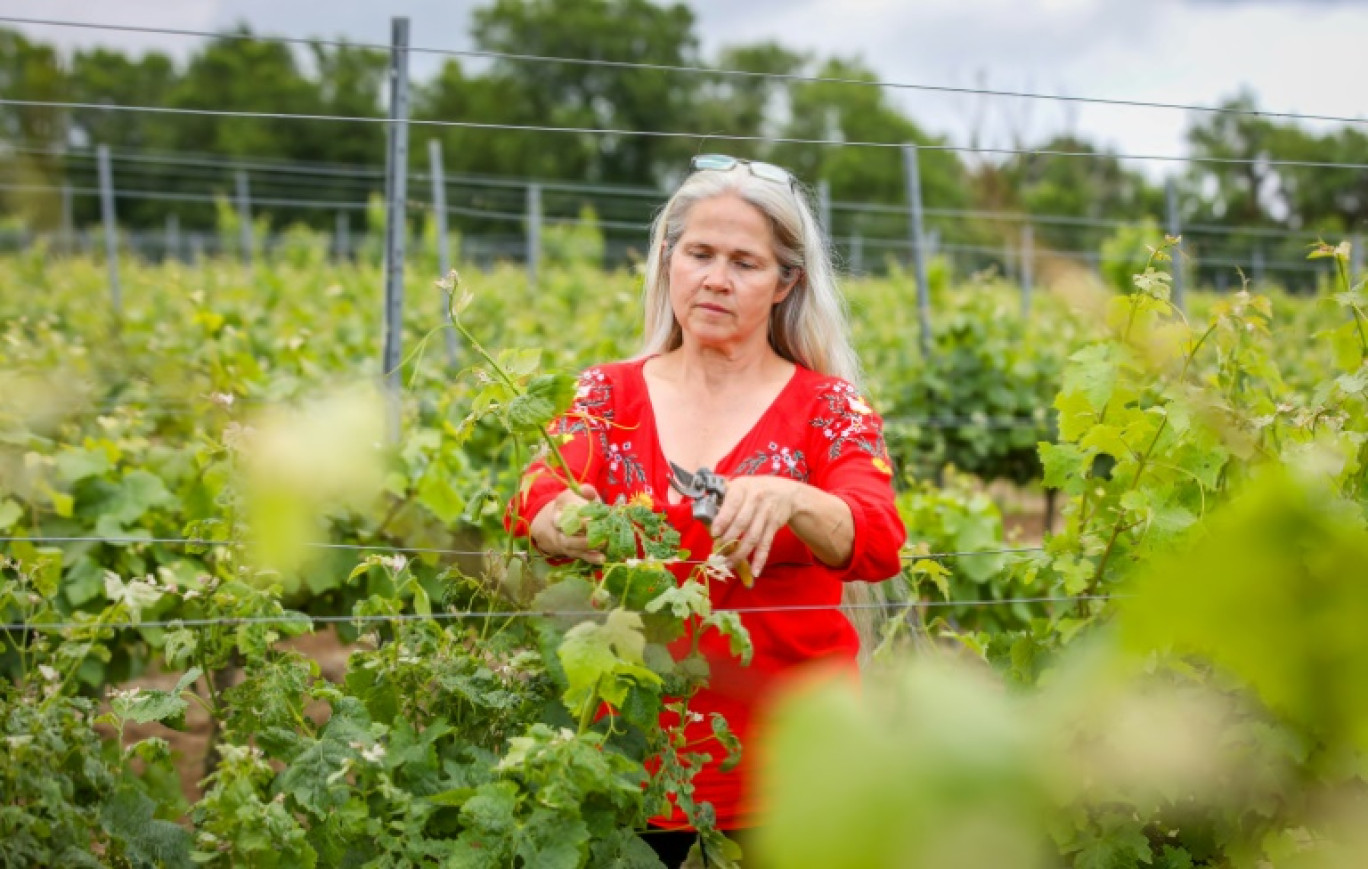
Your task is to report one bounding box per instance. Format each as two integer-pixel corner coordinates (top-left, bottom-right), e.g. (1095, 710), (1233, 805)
(689, 154), (798, 191)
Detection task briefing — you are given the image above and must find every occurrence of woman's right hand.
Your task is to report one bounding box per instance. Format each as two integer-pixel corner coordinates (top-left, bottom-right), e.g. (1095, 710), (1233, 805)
(528, 484), (605, 564)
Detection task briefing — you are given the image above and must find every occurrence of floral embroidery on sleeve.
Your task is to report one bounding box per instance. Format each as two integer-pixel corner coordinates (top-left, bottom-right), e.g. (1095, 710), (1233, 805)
(811, 381), (894, 475)
(606, 439), (648, 487)
(736, 442), (809, 481)
(552, 367), (613, 438)
(550, 367), (648, 489)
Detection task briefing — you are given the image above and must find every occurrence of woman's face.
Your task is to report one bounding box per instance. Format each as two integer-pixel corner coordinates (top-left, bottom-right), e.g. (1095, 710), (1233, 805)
(666, 192), (797, 354)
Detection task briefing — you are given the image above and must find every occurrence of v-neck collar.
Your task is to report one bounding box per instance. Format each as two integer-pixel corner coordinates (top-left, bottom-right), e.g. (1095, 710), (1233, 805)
(634, 356), (803, 502)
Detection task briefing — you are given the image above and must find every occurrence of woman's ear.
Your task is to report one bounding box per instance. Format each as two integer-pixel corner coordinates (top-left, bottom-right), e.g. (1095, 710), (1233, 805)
(774, 268), (802, 304)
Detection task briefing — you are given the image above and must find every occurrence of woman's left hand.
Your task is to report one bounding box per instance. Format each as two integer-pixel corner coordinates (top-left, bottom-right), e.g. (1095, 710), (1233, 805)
(710, 476), (804, 578)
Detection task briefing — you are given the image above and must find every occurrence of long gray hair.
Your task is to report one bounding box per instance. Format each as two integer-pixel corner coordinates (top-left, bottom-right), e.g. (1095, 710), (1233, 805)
(639, 163), (862, 387)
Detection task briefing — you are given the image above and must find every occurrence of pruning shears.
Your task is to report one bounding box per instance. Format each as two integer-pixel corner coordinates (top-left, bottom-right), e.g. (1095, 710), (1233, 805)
(668, 461), (755, 588)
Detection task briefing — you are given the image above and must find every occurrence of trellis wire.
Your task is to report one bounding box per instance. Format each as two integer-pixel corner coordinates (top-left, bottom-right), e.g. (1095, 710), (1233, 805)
(4, 98), (1367, 172)
(0, 594), (1104, 635)
(3, 140), (1343, 246)
(0, 178), (1326, 274)
(1, 14), (1363, 128)
(0, 535), (1042, 563)
(25, 399), (1064, 430)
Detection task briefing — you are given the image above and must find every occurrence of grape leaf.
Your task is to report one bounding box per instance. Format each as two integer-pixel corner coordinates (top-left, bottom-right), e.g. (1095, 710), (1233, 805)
(100, 785), (194, 869)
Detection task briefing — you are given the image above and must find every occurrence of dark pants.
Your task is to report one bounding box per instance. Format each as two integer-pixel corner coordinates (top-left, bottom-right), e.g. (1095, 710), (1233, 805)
(643, 830), (699, 867)
(642, 829), (753, 868)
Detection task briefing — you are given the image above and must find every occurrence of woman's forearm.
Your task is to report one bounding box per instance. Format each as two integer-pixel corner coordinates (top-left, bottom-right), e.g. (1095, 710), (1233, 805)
(788, 484), (855, 568)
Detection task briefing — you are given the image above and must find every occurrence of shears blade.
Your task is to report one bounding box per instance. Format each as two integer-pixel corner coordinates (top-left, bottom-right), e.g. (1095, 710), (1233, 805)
(668, 460), (706, 499)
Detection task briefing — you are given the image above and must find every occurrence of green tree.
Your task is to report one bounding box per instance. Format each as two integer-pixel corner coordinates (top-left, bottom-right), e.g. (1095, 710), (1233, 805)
(995, 135), (1159, 252)
(415, 58), (582, 180)
(1182, 92), (1366, 289)
(1185, 92), (1279, 228)
(165, 28), (320, 159)
(65, 48), (180, 229)
(307, 41), (388, 167)
(67, 48), (177, 150)
(690, 41), (808, 162)
(772, 57), (973, 263)
(469, 0), (700, 185)
(160, 28), (378, 231)
(0, 28), (67, 229)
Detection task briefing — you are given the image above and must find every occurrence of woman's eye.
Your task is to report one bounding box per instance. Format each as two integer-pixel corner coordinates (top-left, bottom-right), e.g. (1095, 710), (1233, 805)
(736, 261), (757, 270)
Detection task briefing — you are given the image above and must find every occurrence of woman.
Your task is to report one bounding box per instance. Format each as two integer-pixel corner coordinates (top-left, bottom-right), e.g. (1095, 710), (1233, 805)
(509, 155), (906, 862)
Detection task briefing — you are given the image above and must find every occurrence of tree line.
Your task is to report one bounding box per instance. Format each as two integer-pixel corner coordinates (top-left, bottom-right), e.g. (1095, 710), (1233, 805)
(1, 0), (1364, 284)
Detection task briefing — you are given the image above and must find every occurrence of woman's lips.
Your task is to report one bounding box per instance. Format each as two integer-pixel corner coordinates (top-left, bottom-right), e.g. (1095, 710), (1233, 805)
(696, 303), (729, 314)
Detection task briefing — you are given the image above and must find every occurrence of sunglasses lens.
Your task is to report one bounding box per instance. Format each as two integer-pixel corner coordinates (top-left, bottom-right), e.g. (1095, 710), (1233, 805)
(692, 154), (738, 172)
(750, 162), (792, 186)
(690, 154), (795, 191)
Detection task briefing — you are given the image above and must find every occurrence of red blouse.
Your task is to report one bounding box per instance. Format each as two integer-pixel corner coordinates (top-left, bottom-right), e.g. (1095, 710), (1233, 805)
(507, 357), (906, 829)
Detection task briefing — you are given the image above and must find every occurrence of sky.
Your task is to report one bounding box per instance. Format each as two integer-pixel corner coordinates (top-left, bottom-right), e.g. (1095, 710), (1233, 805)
(5, 0), (1367, 177)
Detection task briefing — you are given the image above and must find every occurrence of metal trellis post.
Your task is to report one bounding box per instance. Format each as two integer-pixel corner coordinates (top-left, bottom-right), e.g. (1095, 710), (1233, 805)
(901, 143), (932, 359)
(60, 183), (73, 256)
(165, 212), (180, 262)
(382, 16), (412, 444)
(526, 182), (542, 290)
(1166, 177), (1185, 311)
(817, 179), (832, 243)
(235, 169), (253, 268)
(428, 138), (457, 366)
(335, 211), (350, 262)
(1020, 222), (1034, 318)
(1252, 246), (1265, 289)
(96, 144), (121, 319)
(850, 232), (863, 277)
(1353, 234), (1364, 287)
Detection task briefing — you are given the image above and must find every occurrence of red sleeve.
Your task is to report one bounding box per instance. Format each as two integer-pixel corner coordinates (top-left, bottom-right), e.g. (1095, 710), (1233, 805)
(808, 379), (906, 582)
(504, 366), (613, 539)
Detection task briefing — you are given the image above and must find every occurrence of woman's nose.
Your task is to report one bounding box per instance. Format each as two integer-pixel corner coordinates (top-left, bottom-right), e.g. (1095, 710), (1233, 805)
(701, 257), (731, 291)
